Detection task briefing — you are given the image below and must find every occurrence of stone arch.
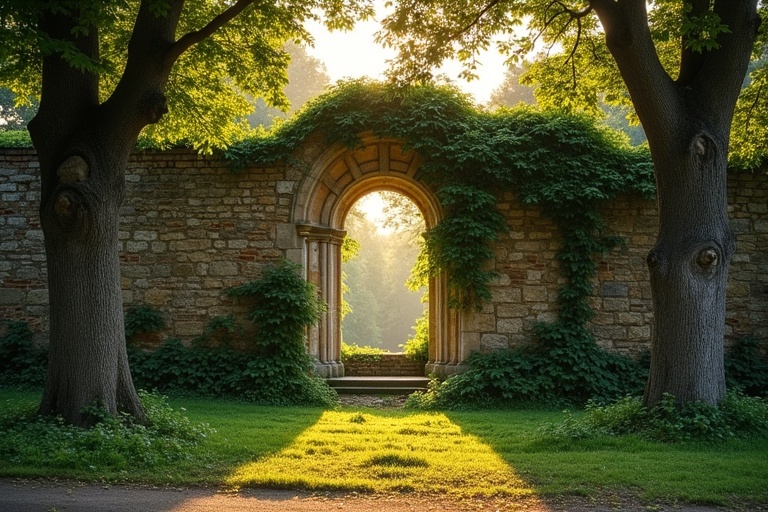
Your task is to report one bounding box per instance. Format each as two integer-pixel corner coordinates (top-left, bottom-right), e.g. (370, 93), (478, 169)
(291, 133), (461, 377)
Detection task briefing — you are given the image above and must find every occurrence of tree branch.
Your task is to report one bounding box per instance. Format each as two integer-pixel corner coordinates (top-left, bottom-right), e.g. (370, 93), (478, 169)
(677, 0), (713, 87)
(590, 0), (680, 143)
(167, 0), (255, 63)
(693, 0), (760, 132)
(449, 0), (506, 39)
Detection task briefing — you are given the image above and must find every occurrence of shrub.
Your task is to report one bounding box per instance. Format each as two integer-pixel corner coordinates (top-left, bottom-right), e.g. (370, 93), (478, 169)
(539, 392), (768, 443)
(0, 130), (32, 148)
(406, 322), (648, 410)
(225, 259), (337, 406)
(341, 342), (386, 363)
(725, 335), (768, 397)
(128, 260), (337, 406)
(0, 321), (47, 389)
(124, 303), (165, 341)
(401, 309), (429, 363)
(0, 391), (213, 471)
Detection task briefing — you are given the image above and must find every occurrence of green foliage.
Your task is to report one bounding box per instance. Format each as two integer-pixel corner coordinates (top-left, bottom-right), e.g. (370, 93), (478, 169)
(129, 261), (336, 406)
(340, 342), (385, 363)
(229, 81), (658, 407)
(228, 82), (654, 314)
(0, 321), (46, 389)
(0, 390), (212, 471)
(0, 129), (32, 147)
(401, 308), (429, 363)
(0, 0), (374, 153)
(124, 303), (165, 341)
(423, 185), (505, 309)
(725, 335), (768, 397)
(380, 0), (767, 168)
(540, 392), (768, 443)
(225, 259), (335, 406)
(191, 315), (243, 349)
(406, 330), (648, 411)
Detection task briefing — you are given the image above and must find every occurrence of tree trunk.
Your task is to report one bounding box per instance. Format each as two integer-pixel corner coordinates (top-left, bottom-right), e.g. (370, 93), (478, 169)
(27, 1), (188, 426)
(643, 133), (734, 407)
(592, 0), (759, 407)
(34, 148), (145, 427)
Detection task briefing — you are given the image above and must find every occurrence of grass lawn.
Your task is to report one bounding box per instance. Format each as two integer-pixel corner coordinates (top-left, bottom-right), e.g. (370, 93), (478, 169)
(1, 389), (767, 506)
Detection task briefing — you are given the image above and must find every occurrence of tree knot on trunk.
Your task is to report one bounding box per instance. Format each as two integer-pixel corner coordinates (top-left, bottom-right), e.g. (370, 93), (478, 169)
(53, 188), (89, 234)
(690, 132), (718, 161)
(57, 155), (90, 184)
(143, 91), (169, 124)
(646, 250), (659, 268)
(693, 244), (722, 278)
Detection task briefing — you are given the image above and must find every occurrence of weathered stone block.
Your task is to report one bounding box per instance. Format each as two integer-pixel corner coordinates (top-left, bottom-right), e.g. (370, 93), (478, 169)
(481, 334), (508, 351)
(209, 261), (239, 276)
(497, 318), (522, 334)
(522, 285), (548, 302)
(600, 282), (629, 297)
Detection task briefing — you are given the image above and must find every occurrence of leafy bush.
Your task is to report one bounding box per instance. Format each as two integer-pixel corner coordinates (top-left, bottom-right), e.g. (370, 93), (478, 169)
(725, 335), (768, 397)
(128, 260), (337, 406)
(341, 342), (385, 363)
(0, 130), (32, 148)
(401, 309), (429, 363)
(406, 323), (647, 410)
(224, 260), (336, 405)
(539, 392), (768, 443)
(124, 303), (165, 341)
(0, 391), (212, 471)
(0, 321), (47, 389)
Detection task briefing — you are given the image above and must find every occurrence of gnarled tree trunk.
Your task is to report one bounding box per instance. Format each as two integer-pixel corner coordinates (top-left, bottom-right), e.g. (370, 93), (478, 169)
(643, 131), (734, 406)
(29, 2), (184, 426)
(593, 0), (760, 406)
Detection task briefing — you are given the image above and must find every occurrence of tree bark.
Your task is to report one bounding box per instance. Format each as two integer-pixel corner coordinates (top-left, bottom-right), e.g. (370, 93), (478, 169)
(28, 0), (253, 426)
(27, 1), (186, 426)
(592, 0), (760, 406)
(643, 131), (734, 406)
(37, 153), (144, 426)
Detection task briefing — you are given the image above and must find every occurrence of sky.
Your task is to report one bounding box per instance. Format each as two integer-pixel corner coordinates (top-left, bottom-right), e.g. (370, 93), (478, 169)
(303, 5), (509, 105)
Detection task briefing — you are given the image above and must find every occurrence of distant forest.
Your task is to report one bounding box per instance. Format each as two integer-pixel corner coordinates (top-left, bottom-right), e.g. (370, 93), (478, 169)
(342, 193), (426, 352)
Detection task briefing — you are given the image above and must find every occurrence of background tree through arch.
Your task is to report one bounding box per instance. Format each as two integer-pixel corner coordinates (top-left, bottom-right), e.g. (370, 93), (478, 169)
(342, 191), (426, 352)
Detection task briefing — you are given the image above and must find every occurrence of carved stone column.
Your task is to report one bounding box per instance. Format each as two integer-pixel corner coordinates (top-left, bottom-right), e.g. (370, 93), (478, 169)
(425, 274), (463, 377)
(296, 224), (345, 377)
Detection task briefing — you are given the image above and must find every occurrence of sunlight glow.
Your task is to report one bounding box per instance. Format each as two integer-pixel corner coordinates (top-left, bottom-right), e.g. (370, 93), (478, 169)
(304, 2), (508, 104)
(226, 410), (543, 501)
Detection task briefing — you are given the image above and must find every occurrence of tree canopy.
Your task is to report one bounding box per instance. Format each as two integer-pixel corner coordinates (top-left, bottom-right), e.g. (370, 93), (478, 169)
(0, 0), (373, 152)
(379, 0), (768, 169)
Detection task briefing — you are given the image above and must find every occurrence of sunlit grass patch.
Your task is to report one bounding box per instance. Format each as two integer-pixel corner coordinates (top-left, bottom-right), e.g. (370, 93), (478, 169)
(226, 410), (537, 498)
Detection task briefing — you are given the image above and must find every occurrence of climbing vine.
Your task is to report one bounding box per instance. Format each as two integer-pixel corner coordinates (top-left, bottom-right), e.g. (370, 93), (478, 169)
(227, 79), (656, 404)
(227, 79), (654, 320)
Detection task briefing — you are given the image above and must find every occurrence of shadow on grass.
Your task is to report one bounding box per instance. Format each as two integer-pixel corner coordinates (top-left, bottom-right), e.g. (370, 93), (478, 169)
(445, 408), (768, 506)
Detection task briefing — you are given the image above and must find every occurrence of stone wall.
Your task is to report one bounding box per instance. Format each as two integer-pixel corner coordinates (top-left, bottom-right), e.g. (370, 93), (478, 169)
(344, 354), (425, 376)
(1, 147), (766, 359)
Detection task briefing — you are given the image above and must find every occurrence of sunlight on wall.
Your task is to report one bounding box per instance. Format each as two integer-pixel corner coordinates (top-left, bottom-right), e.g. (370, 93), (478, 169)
(225, 410), (542, 501)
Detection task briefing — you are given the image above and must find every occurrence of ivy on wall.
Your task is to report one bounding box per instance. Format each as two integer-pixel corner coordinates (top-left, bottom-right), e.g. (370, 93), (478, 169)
(226, 79), (655, 326)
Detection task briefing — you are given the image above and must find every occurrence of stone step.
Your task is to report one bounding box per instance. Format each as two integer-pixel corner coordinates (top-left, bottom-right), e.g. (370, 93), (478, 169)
(326, 376), (431, 395)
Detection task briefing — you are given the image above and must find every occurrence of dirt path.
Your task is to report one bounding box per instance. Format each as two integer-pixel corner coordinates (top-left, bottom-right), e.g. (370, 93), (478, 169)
(2, 479), (761, 512)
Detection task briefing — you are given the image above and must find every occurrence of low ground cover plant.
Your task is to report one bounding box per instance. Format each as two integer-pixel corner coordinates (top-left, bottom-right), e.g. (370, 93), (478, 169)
(0, 390), (211, 477)
(0, 389), (766, 506)
(539, 392), (768, 443)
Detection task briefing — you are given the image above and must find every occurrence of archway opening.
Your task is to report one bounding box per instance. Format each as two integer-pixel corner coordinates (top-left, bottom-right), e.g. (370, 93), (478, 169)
(341, 191), (428, 374)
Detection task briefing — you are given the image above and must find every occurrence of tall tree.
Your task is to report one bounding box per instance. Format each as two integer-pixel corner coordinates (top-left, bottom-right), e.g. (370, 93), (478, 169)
(0, 0), (372, 426)
(487, 64), (535, 108)
(247, 42), (331, 129)
(379, 0), (765, 406)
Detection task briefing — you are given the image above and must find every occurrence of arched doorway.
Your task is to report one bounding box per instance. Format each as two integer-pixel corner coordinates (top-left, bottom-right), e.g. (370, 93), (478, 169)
(291, 134), (461, 378)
